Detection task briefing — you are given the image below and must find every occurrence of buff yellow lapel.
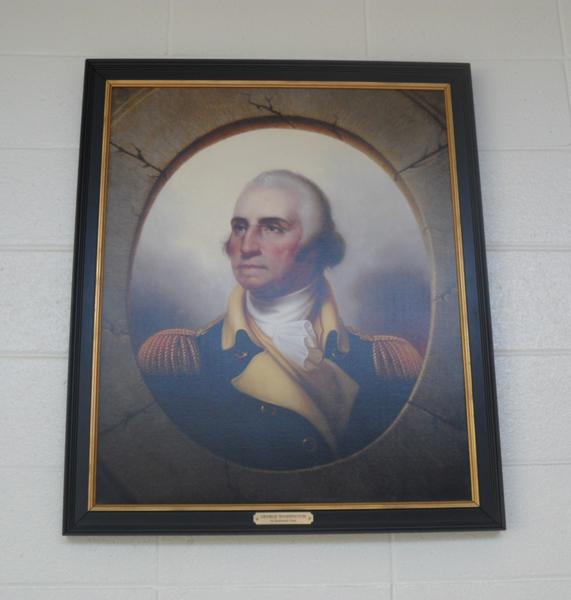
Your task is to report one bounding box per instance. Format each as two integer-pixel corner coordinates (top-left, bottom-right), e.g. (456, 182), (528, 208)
(221, 283), (359, 453)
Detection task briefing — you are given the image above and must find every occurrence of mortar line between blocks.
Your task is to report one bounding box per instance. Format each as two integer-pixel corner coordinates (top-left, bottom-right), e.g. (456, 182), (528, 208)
(125, 583), (388, 591)
(391, 575), (571, 585)
(0, 52), (83, 58)
(0, 464), (62, 469)
(560, 59), (571, 131)
(494, 348), (571, 356)
(0, 53), (569, 62)
(504, 460), (571, 467)
(167, 0), (173, 56)
(557, 0), (571, 121)
(486, 244), (571, 252)
(156, 536), (166, 586)
(0, 52), (163, 59)
(478, 145), (571, 152)
(155, 536), (160, 589)
(0, 245), (73, 253)
(558, 0), (569, 55)
(0, 584), (389, 593)
(362, 0), (370, 58)
(6, 578), (571, 589)
(0, 352), (68, 359)
(478, 147), (571, 154)
(389, 533), (395, 600)
(0, 584), (162, 590)
(374, 57), (567, 63)
(0, 145), (79, 150)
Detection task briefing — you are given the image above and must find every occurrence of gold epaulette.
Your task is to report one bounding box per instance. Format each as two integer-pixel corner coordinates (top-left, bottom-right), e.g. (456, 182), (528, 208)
(137, 328), (201, 376)
(350, 330), (423, 380)
(137, 317), (222, 376)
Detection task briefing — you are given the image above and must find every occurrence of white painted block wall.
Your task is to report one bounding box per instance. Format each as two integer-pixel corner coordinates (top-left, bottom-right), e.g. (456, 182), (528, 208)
(1, 1), (570, 598)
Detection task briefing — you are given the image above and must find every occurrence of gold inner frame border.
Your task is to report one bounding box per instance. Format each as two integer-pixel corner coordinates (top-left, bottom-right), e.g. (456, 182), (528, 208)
(88, 79), (479, 512)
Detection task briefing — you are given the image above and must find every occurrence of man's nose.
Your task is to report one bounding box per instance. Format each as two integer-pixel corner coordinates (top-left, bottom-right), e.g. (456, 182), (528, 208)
(240, 228), (261, 255)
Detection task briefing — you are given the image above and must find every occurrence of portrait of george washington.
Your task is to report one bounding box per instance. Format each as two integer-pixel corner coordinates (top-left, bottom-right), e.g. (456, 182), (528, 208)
(65, 65), (492, 532)
(136, 169), (423, 470)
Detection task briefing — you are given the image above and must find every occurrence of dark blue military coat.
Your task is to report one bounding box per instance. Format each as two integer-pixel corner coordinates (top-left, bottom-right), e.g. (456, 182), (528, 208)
(138, 319), (422, 470)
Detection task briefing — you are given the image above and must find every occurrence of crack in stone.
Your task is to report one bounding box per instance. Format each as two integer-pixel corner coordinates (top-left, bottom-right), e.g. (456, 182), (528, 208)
(102, 318), (130, 338)
(421, 225), (449, 236)
(432, 288), (457, 303)
(397, 144), (448, 175)
(324, 113), (343, 140)
(407, 400), (466, 433)
(439, 125), (448, 144)
(128, 197), (144, 218)
(246, 94), (297, 128)
(99, 400), (156, 437)
(110, 141), (162, 174)
(245, 94), (344, 140)
(400, 90), (446, 128)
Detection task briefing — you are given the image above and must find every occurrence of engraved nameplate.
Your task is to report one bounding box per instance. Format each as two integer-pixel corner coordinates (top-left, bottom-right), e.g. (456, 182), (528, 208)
(253, 511), (314, 526)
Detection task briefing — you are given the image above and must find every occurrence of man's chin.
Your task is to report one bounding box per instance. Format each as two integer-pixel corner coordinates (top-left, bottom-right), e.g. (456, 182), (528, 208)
(234, 274), (270, 291)
(236, 277), (284, 300)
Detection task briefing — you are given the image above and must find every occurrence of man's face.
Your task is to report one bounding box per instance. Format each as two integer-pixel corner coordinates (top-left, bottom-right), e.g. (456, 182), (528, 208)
(227, 185), (317, 299)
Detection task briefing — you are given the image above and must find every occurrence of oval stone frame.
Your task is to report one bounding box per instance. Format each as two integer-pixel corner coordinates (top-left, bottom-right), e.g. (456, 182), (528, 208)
(64, 60), (504, 534)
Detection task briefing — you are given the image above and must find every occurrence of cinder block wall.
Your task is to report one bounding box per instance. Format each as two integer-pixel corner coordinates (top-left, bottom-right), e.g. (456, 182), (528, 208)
(1, 1), (570, 599)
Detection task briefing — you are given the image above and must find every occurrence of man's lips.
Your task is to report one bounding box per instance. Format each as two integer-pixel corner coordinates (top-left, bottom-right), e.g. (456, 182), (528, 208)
(237, 264), (267, 270)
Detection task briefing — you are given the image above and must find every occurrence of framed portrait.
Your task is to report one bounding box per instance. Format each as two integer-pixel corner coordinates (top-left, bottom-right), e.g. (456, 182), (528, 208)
(63, 59), (504, 534)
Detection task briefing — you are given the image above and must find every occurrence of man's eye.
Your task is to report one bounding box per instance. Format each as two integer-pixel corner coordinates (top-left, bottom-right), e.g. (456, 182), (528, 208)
(263, 224), (284, 233)
(232, 224), (246, 234)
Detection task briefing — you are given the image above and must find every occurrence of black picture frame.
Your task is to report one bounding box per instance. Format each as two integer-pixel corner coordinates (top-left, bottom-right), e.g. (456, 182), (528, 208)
(64, 59), (504, 534)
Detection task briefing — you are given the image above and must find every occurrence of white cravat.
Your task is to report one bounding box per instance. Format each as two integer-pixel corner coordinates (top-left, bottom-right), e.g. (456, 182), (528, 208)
(246, 281), (324, 371)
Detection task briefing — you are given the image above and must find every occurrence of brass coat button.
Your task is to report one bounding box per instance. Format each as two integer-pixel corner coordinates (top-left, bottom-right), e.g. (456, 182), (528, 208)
(234, 350), (249, 360)
(259, 403), (277, 416)
(302, 437), (317, 452)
